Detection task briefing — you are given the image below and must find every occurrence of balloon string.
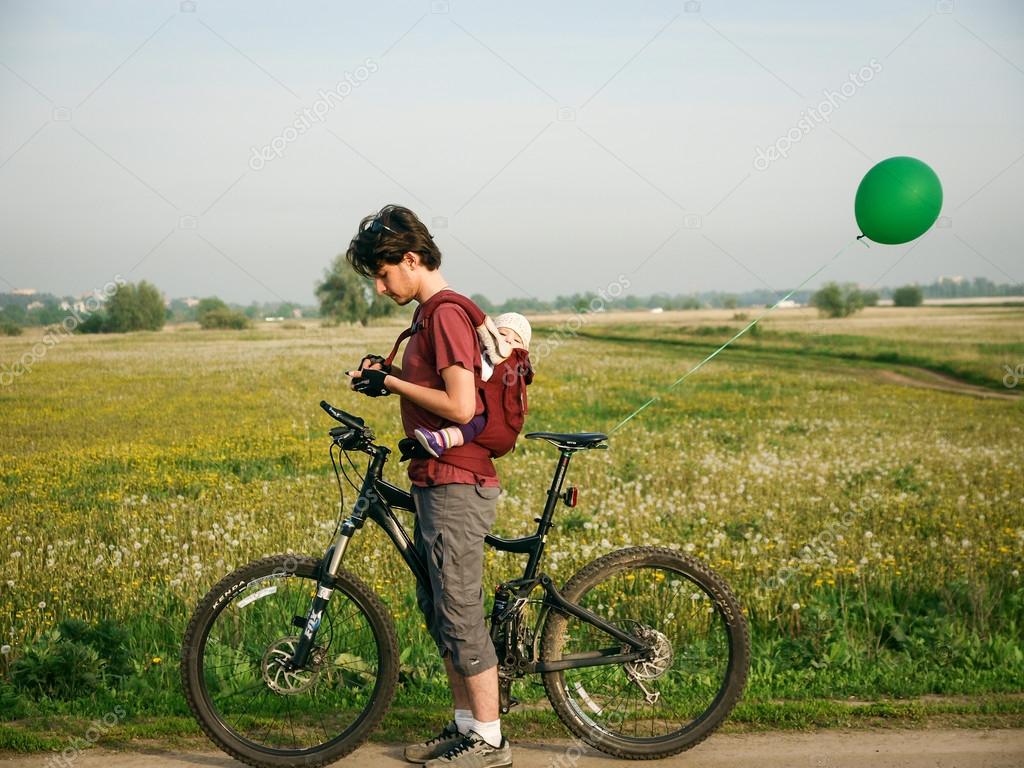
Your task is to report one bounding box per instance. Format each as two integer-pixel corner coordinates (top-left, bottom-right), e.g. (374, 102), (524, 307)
(607, 236), (861, 435)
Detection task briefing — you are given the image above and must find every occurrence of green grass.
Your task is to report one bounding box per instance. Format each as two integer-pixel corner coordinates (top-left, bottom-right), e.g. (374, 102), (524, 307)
(0, 308), (1021, 751)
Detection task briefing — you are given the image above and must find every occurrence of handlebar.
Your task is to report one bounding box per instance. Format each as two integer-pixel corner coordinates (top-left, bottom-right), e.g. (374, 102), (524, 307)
(319, 400), (424, 465)
(320, 400), (379, 454)
(320, 401), (365, 430)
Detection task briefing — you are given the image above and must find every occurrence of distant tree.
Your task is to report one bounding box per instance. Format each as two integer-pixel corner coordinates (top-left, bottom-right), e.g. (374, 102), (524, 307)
(366, 294), (396, 322)
(971, 276), (995, 296)
(196, 297), (229, 323)
(470, 293), (494, 314)
(812, 283), (843, 317)
(571, 292), (598, 313)
(893, 285), (924, 307)
(722, 295), (738, 310)
(846, 287), (867, 315)
(167, 298), (197, 323)
(104, 281), (165, 332)
(1, 320), (22, 336)
(861, 290), (880, 307)
(75, 312), (107, 334)
(647, 293), (669, 309)
(24, 301), (64, 325)
(316, 254), (396, 325)
(200, 307), (251, 329)
(811, 282), (866, 318)
(0, 304), (27, 325)
(317, 255), (368, 324)
(499, 296), (549, 314)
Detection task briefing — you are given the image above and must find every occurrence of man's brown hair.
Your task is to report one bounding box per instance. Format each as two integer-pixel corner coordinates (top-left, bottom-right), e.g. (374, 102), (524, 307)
(346, 205), (441, 278)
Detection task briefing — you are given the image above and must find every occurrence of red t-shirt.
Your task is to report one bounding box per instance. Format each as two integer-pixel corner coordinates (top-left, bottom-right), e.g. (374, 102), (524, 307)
(400, 290), (500, 488)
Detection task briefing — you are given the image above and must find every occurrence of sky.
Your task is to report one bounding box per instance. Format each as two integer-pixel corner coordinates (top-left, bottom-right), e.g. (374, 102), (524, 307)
(1, 0), (1022, 305)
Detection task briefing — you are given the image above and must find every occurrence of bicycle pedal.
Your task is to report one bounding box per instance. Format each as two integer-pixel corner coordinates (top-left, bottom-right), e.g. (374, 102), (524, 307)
(499, 699), (521, 715)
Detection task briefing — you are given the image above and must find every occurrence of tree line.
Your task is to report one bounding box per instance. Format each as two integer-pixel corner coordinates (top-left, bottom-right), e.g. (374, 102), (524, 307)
(1, 264), (1020, 335)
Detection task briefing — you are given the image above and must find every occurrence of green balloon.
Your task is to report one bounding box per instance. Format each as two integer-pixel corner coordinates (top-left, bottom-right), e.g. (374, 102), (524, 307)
(855, 156), (943, 244)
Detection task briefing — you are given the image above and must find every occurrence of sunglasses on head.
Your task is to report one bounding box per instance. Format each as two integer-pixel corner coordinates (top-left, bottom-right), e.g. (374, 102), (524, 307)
(369, 209), (399, 237)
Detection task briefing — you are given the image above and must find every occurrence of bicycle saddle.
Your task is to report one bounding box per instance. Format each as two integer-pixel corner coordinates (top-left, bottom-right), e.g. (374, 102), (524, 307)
(525, 432), (608, 450)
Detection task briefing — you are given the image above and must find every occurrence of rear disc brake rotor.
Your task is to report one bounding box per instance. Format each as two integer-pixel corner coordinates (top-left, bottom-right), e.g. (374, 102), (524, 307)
(624, 626), (673, 681)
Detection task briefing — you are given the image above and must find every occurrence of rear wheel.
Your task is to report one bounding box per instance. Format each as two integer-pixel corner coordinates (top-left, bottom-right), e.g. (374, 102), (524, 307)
(181, 555), (398, 768)
(541, 546), (749, 759)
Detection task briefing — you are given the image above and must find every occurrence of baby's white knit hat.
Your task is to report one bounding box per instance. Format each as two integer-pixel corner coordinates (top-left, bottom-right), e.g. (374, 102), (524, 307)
(493, 312), (532, 351)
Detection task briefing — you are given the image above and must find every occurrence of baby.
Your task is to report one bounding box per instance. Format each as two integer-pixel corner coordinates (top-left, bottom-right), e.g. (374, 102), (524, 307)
(415, 312), (532, 458)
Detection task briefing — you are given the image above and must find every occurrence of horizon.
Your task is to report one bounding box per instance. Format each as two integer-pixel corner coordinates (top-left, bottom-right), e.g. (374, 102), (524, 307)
(3, 271), (1020, 309)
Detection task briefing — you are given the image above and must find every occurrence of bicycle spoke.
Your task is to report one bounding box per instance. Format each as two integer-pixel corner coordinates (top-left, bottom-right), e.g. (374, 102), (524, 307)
(284, 691), (297, 749)
(553, 561), (737, 742)
(228, 684), (270, 733)
(194, 567), (386, 754)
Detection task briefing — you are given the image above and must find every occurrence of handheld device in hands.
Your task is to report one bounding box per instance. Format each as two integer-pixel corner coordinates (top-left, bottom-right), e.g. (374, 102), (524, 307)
(348, 366), (390, 398)
(358, 354), (392, 374)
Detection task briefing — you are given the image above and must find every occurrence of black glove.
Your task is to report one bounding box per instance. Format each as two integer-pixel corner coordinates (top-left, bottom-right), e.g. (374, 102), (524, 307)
(398, 437), (432, 462)
(352, 367), (390, 397)
(359, 354), (392, 374)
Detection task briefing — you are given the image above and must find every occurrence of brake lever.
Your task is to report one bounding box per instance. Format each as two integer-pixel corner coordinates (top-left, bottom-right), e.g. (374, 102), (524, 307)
(329, 425), (375, 450)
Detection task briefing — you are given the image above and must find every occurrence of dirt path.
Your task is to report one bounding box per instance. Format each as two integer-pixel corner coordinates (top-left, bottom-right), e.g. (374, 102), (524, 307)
(574, 328), (1021, 402)
(874, 368), (1021, 401)
(2, 729), (1022, 767)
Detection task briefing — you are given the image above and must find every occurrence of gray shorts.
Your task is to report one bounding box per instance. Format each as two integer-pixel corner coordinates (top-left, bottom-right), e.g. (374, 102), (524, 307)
(411, 482), (501, 676)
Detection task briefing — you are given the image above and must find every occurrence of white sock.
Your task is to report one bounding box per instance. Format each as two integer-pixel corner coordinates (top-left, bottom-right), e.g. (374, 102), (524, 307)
(472, 718), (502, 748)
(454, 708), (473, 736)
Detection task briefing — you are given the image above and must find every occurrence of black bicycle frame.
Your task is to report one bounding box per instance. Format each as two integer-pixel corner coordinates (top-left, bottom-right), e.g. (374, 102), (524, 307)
(287, 441), (652, 673)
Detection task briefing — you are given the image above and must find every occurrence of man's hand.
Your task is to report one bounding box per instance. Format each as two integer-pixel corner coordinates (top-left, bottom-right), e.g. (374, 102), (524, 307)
(348, 367), (390, 397)
(358, 354), (392, 374)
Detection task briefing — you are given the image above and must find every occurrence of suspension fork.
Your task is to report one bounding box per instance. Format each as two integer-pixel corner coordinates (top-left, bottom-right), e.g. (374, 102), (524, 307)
(286, 446), (389, 670)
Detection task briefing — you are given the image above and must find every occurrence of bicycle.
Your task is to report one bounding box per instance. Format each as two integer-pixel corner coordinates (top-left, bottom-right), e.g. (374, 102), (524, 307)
(181, 401), (750, 767)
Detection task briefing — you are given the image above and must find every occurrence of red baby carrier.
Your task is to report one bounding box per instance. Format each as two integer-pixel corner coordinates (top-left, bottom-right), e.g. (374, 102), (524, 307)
(382, 290), (533, 474)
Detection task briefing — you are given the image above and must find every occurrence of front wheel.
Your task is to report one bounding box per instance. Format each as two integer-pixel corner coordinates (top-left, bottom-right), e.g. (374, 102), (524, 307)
(181, 554), (399, 768)
(541, 546), (749, 759)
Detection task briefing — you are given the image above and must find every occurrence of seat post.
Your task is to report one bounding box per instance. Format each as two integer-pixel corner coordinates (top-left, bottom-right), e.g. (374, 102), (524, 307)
(524, 449), (574, 576)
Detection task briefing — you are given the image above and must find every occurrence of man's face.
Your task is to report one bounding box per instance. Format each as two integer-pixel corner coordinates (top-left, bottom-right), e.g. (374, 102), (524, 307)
(373, 255), (417, 305)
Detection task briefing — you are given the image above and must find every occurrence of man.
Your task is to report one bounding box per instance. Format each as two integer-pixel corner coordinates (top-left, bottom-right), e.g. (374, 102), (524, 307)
(346, 205), (512, 768)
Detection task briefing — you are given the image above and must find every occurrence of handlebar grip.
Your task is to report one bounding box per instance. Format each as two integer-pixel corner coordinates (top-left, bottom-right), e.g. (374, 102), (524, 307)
(319, 401), (365, 429)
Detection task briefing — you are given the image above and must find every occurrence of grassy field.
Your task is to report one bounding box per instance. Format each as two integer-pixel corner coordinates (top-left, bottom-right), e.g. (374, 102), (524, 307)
(0, 305), (1022, 746)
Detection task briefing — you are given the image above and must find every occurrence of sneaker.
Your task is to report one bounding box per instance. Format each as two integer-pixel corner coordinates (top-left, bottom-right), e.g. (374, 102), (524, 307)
(404, 721), (463, 763)
(424, 731), (513, 768)
(414, 427), (445, 458)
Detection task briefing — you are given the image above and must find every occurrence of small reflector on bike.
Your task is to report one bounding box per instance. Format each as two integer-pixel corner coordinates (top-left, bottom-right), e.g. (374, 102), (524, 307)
(563, 487), (578, 507)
